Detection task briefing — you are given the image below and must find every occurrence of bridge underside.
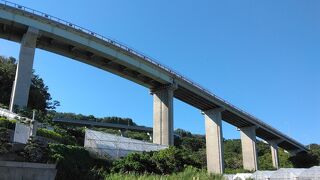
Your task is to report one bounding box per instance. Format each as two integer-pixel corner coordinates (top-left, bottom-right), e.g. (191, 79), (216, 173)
(0, 19), (163, 89)
(0, 7), (306, 152)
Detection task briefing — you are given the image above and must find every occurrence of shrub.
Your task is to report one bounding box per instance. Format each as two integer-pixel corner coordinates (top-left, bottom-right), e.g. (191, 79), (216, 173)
(151, 147), (187, 174)
(49, 144), (110, 180)
(37, 127), (77, 145)
(22, 137), (48, 163)
(289, 152), (320, 168)
(107, 166), (224, 180)
(112, 147), (201, 175)
(0, 117), (16, 130)
(37, 128), (63, 142)
(126, 131), (150, 141)
(53, 126), (77, 145)
(111, 152), (158, 174)
(0, 127), (11, 155)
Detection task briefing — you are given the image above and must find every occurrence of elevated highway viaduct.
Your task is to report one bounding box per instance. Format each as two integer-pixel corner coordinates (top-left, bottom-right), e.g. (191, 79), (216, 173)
(0, 1), (307, 174)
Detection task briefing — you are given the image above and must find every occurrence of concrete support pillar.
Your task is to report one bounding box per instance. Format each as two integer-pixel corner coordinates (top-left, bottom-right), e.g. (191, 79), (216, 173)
(9, 27), (38, 112)
(270, 143), (279, 169)
(203, 108), (225, 174)
(268, 140), (282, 169)
(152, 84), (176, 145)
(240, 126), (258, 171)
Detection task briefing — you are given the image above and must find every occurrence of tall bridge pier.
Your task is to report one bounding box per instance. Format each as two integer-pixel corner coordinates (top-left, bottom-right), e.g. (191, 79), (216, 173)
(268, 140), (283, 169)
(9, 27), (38, 112)
(152, 84), (177, 146)
(203, 108), (224, 174)
(240, 126), (258, 171)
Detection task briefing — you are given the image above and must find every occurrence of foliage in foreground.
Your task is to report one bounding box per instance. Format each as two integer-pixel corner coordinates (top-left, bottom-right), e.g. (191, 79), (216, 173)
(112, 147), (202, 175)
(0, 117), (16, 130)
(0, 127), (11, 154)
(48, 143), (110, 180)
(106, 166), (224, 180)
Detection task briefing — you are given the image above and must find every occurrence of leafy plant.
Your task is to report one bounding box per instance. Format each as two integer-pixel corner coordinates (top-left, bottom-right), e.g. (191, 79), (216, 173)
(0, 127), (11, 155)
(49, 144), (110, 180)
(22, 137), (48, 163)
(0, 117), (16, 130)
(0, 56), (59, 112)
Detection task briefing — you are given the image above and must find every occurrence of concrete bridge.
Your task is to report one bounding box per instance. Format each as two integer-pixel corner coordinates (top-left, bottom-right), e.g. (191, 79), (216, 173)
(0, 1), (307, 174)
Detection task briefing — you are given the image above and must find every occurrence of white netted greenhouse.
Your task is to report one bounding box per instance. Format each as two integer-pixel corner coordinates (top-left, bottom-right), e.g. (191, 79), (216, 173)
(232, 173), (253, 180)
(269, 168), (306, 180)
(298, 166), (320, 180)
(251, 170), (275, 180)
(84, 129), (168, 159)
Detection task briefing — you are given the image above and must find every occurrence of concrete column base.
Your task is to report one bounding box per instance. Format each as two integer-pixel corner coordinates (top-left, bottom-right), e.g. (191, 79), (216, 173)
(9, 27), (38, 112)
(240, 126), (258, 171)
(203, 108), (224, 174)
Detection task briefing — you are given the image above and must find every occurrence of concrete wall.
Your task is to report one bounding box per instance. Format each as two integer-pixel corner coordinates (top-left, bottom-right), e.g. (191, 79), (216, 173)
(0, 161), (56, 180)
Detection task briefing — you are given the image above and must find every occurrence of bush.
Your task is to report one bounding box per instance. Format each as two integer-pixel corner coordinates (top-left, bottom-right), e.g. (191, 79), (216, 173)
(0, 127), (11, 155)
(49, 144), (110, 180)
(112, 152), (158, 174)
(112, 147), (201, 175)
(37, 128), (63, 142)
(289, 152), (320, 168)
(126, 131), (150, 141)
(53, 126), (78, 145)
(37, 127), (78, 145)
(107, 166), (224, 180)
(151, 147), (187, 174)
(22, 137), (48, 163)
(0, 117), (16, 130)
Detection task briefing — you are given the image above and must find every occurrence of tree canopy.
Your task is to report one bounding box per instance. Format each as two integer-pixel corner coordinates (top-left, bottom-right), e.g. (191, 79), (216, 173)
(0, 56), (59, 111)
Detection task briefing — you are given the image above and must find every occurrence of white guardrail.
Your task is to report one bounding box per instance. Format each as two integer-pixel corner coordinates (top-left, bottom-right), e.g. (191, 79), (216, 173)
(0, 0), (306, 149)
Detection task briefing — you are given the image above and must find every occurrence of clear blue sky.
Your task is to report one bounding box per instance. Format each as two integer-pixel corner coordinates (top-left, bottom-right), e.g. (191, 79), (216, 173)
(1, 0), (319, 145)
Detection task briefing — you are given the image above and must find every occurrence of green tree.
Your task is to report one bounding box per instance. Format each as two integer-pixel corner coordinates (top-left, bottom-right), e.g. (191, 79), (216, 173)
(0, 56), (59, 111)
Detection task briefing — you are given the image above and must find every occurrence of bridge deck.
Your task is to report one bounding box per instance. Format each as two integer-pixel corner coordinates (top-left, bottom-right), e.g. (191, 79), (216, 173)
(0, 1), (307, 152)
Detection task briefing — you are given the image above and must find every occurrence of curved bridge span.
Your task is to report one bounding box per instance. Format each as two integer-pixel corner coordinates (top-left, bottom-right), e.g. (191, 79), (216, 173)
(0, 1), (307, 173)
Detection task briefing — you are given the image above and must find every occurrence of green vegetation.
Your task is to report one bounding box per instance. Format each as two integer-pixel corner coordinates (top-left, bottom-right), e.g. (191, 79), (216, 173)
(22, 137), (49, 163)
(37, 128), (63, 143)
(107, 166), (224, 180)
(0, 56), (59, 112)
(49, 144), (110, 180)
(0, 117), (16, 130)
(0, 127), (11, 154)
(54, 112), (136, 126)
(112, 147), (201, 174)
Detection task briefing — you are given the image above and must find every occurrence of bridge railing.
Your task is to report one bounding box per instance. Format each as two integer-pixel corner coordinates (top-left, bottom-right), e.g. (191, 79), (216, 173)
(0, 0), (305, 149)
